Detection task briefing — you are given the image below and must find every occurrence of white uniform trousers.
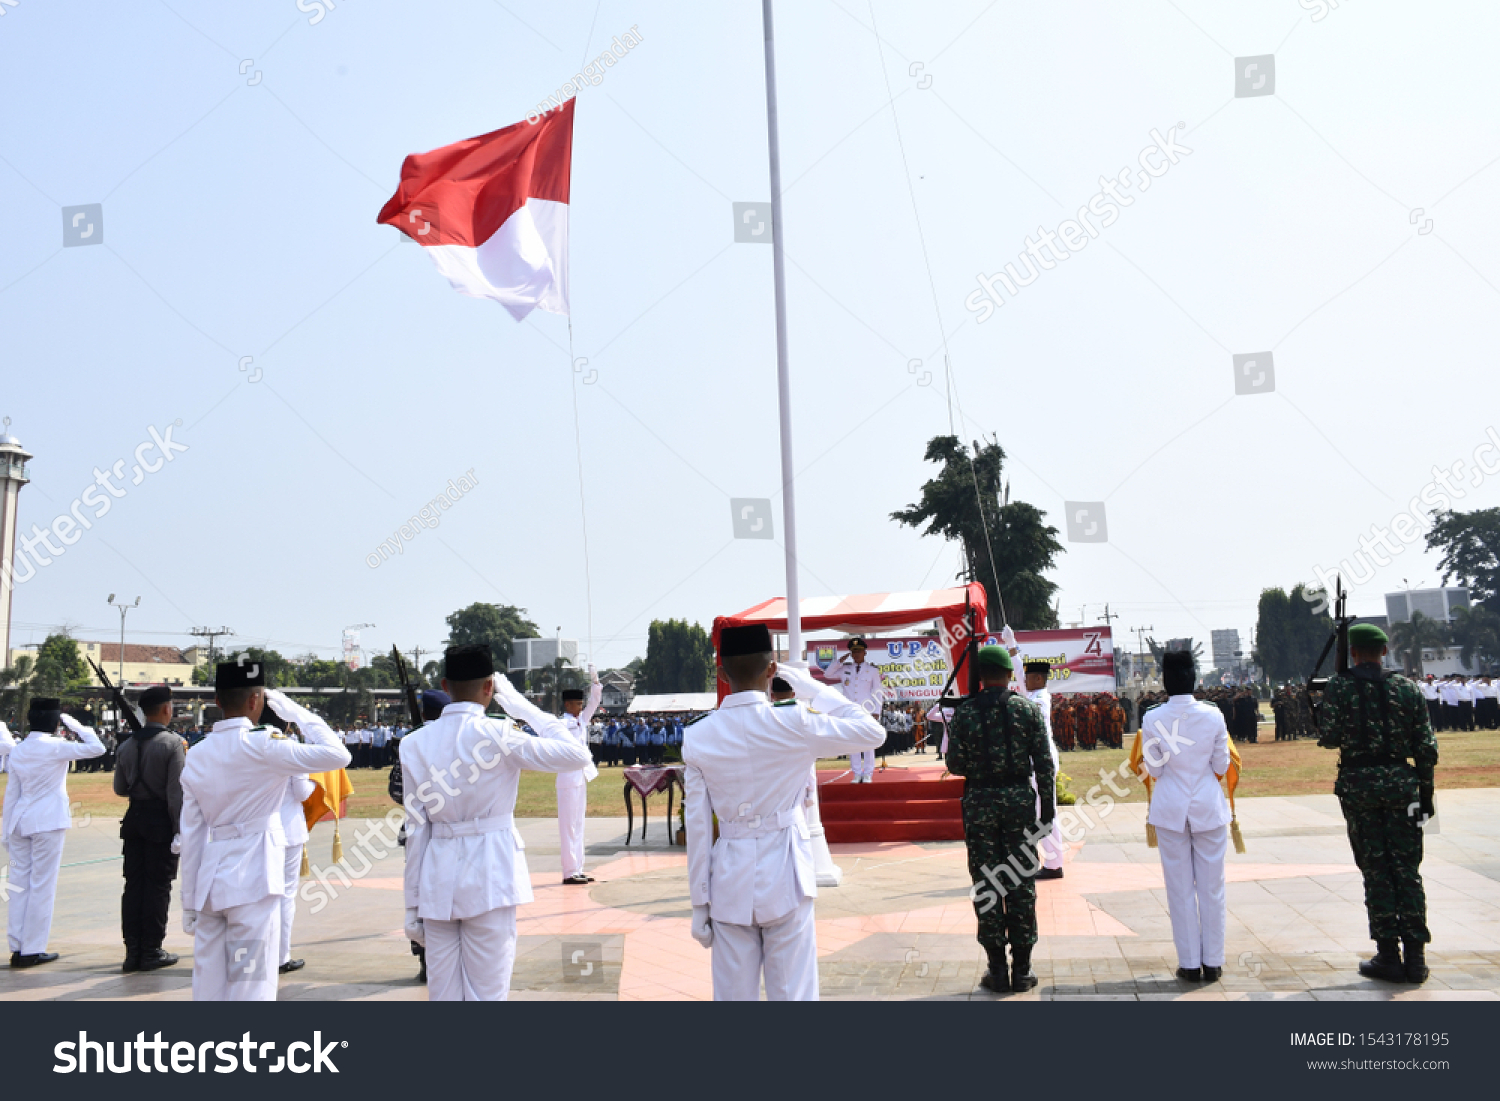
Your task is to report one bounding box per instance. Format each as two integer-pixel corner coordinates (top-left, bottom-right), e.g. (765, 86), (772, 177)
(1034, 786), (1065, 870)
(850, 749), (875, 781)
(279, 842), (302, 965)
(5, 829), (67, 955)
(1155, 823), (1228, 969)
(711, 896), (818, 1001)
(556, 774), (588, 880)
(192, 894), (282, 1001)
(424, 906), (517, 1001)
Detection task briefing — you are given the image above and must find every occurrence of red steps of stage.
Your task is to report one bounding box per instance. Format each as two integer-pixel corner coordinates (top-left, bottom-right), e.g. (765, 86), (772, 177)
(817, 767), (966, 843)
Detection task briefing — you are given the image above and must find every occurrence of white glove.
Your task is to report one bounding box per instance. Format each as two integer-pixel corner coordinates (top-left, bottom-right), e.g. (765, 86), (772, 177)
(772, 662), (822, 702)
(404, 907), (425, 946)
(263, 688), (301, 721)
(58, 713), (88, 737)
(170, 834), (181, 855)
(182, 910), (199, 935)
(1001, 625), (1018, 652)
(589, 664), (599, 686)
(690, 904), (714, 949)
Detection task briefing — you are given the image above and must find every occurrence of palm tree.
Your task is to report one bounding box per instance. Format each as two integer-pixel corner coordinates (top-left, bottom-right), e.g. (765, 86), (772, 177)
(1390, 611), (1448, 676)
(0, 655), (35, 727)
(1449, 605), (1500, 672)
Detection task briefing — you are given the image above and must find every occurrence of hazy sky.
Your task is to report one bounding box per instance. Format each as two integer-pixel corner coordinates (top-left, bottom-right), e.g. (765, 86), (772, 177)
(3, 0), (1497, 672)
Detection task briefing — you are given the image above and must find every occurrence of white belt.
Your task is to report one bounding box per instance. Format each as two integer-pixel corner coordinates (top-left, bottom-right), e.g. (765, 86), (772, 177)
(430, 815), (513, 840)
(717, 806), (805, 840)
(208, 815), (278, 842)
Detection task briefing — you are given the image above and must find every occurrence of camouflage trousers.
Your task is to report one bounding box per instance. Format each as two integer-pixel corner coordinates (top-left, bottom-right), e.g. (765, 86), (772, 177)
(962, 788), (1040, 953)
(1339, 799), (1430, 944)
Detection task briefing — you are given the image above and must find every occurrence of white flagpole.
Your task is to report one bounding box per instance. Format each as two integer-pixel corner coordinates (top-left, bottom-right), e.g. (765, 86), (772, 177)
(762, 0), (840, 887)
(761, 0), (801, 664)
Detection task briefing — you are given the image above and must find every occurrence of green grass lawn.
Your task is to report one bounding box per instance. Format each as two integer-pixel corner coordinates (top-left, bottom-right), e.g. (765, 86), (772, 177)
(16, 727), (1497, 821)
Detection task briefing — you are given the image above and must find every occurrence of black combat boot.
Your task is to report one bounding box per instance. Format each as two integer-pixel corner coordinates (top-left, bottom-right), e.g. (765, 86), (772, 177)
(1357, 938), (1406, 982)
(978, 946), (1008, 993)
(1402, 939), (1429, 984)
(1010, 946), (1039, 993)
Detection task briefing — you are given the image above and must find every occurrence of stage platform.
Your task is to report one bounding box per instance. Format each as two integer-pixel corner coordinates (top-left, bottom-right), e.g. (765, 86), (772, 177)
(819, 766), (964, 842)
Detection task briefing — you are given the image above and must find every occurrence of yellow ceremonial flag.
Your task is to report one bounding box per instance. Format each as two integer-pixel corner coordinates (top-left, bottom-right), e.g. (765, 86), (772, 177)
(303, 769), (354, 864)
(1127, 730), (1156, 848)
(1129, 729), (1245, 850)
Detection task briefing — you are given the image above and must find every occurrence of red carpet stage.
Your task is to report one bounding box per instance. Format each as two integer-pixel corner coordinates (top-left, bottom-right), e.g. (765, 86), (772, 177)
(818, 766), (965, 843)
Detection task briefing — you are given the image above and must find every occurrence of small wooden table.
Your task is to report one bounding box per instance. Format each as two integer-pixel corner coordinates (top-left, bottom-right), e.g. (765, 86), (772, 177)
(622, 764), (684, 845)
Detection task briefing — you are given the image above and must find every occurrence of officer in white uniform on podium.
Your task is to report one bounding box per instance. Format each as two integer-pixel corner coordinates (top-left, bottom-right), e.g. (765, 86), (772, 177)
(557, 668), (602, 885)
(179, 661), (352, 1000)
(684, 625), (885, 1000)
(400, 645), (592, 1001)
(824, 637), (885, 782)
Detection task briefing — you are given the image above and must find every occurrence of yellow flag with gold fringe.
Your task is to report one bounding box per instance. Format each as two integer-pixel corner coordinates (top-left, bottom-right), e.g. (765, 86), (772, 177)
(1129, 729), (1245, 852)
(302, 769), (354, 869)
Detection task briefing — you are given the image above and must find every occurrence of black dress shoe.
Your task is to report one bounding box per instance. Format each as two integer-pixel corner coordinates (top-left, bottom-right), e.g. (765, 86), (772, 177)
(1035, 867), (1064, 880)
(1176, 966), (1202, 982)
(139, 949), (179, 972)
(417, 963), (427, 983)
(278, 959), (306, 974)
(1200, 965), (1223, 982)
(561, 874), (591, 885)
(11, 952), (59, 968)
(122, 955), (141, 974)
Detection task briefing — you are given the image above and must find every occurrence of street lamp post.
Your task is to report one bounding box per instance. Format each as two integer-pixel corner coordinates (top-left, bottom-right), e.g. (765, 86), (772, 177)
(106, 594), (140, 686)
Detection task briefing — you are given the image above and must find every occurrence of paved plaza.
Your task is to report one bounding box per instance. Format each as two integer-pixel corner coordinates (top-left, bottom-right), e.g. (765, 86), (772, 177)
(2, 788), (1497, 1001)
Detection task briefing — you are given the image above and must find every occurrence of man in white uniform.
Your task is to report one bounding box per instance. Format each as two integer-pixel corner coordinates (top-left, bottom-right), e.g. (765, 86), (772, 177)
(557, 667), (602, 885)
(824, 637), (885, 782)
(259, 704), (326, 976)
(400, 645), (592, 1001)
(685, 624), (885, 1000)
(1020, 660), (1067, 880)
(179, 661), (352, 1000)
(1142, 650), (1232, 983)
(3, 698), (104, 967)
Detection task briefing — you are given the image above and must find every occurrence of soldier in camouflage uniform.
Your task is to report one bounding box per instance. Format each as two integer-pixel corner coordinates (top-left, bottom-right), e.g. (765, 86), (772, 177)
(1317, 623), (1439, 984)
(946, 646), (1055, 994)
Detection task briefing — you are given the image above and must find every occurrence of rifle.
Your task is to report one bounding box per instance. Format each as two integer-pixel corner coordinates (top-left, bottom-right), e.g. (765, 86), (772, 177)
(391, 647), (424, 731)
(1306, 575), (1356, 728)
(87, 656), (145, 736)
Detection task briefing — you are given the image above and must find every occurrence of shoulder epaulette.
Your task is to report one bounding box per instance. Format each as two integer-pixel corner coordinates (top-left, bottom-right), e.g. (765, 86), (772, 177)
(772, 699), (798, 708)
(685, 712), (711, 726)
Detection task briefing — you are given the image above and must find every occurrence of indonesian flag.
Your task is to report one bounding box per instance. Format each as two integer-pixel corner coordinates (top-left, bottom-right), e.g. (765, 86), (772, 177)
(377, 100), (573, 321)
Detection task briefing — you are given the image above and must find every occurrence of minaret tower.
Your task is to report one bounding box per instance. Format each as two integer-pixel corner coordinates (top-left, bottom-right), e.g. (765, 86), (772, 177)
(0, 418), (32, 669)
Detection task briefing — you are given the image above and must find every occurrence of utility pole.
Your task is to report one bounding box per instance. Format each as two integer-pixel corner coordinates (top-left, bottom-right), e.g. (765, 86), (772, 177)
(107, 595), (140, 685)
(189, 626), (235, 671)
(1097, 603), (1119, 629)
(1133, 625), (1155, 681)
(409, 645), (430, 679)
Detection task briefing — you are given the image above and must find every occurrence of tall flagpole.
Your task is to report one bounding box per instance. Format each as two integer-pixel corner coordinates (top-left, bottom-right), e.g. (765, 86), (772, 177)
(762, 0), (801, 663)
(763, 0), (841, 888)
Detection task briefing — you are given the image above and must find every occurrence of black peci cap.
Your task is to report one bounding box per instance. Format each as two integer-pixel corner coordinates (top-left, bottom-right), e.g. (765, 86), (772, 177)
(444, 644), (495, 681)
(719, 624), (773, 658)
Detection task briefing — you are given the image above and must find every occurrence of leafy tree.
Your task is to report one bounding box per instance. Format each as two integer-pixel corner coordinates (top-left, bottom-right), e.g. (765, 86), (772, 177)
(32, 633), (91, 695)
(1252, 585), (1333, 682)
(638, 620), (714, 693)
(1425, 508), (1500, 609)
(1391, 610), (1450, 676)
(444, 603), (540, 671)
(892, 435), (1062, 629)
(0, 654), (35, 727)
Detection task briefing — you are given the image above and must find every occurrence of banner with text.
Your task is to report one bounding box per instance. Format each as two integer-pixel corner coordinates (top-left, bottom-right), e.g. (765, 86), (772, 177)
(808, 627), (1115, 700)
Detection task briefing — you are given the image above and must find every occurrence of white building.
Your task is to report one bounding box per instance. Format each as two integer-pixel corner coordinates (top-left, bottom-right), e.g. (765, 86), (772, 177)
(0, 425), (31, 671)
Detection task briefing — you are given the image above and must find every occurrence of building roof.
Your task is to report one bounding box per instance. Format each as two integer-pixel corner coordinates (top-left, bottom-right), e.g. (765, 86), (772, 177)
(97, 643), (194, 664)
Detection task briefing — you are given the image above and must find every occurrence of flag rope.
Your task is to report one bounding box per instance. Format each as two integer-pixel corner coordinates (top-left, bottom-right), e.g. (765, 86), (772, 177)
(868, 1), (1007, 628)
(567, 318), (596, 662)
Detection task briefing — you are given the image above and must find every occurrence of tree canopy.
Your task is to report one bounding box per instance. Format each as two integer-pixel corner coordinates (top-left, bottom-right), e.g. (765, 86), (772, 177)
(32, 633), (91, 695)
(1252, 585), (1333, 682)
(1425, 508), (1500, 609)
(444, 603), (540, 671)
(892, 435), (1062, 629)
(637, 619), (715, 694)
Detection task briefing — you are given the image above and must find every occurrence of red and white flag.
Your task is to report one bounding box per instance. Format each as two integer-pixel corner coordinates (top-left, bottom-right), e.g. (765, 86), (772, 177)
(377, 101), (573, 321)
